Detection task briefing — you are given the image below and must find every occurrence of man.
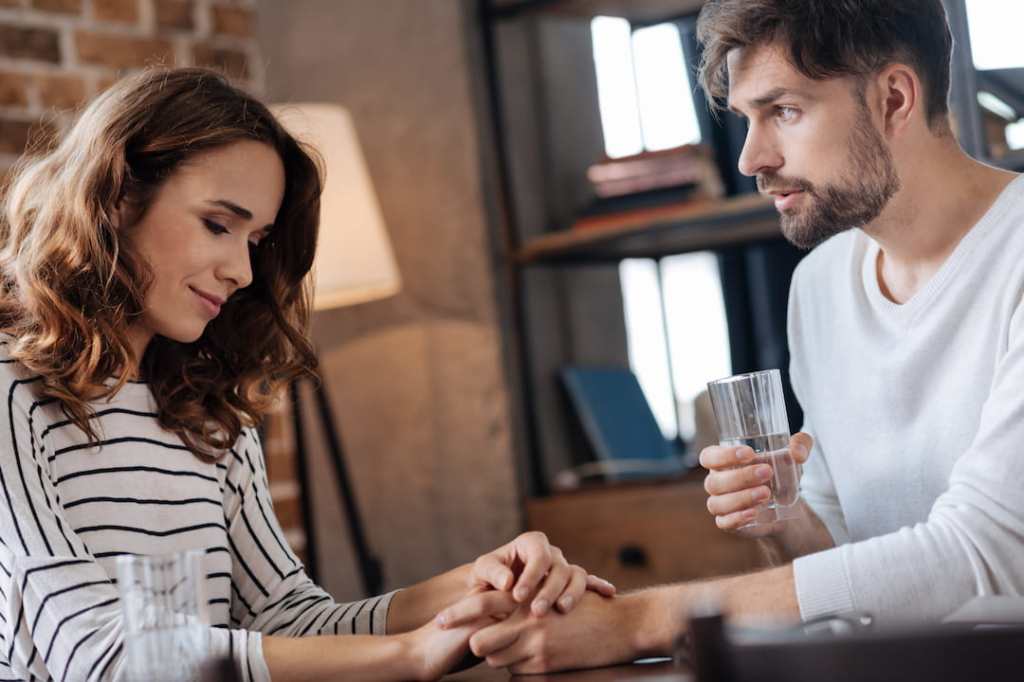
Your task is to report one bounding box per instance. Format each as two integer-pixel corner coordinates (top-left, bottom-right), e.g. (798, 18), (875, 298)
(435, 0), (1024, 673)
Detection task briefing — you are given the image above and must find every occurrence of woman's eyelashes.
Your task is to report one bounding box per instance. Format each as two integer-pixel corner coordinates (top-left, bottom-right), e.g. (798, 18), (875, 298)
(202, 218), (229, 235)
(203, 217), (265, 247)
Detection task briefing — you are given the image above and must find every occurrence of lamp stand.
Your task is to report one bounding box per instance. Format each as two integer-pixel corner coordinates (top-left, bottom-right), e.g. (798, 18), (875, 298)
(290, 378), (384, 597)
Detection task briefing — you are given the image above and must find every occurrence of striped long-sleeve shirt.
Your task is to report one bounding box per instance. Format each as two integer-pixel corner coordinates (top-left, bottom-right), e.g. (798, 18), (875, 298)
(0, 340), (396, 681)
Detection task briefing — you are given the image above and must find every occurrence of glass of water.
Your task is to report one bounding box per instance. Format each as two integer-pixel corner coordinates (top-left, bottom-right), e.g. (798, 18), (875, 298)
(707, 369), (801, 526)
(116, 551), (211, 682)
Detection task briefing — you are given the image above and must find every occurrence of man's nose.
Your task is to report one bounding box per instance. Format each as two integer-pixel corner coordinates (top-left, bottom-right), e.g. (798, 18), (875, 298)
(737, 124), (783, 178)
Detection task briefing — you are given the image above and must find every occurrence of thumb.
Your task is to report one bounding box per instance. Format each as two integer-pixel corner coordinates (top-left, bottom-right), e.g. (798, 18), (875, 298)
(790, 432), (813, 464)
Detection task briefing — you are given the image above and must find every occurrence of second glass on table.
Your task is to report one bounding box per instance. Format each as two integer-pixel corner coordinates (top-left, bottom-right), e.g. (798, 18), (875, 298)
(116, 550), (212, 682)
(707, 369), (801, 527)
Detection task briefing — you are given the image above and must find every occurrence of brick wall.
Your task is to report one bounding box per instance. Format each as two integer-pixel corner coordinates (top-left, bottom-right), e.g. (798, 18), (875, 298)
(0, 0), (262, 167)
(0, 0), (308, 561)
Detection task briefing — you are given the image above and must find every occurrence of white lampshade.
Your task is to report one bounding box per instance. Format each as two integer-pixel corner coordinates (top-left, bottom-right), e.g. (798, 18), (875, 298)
(272, 103), (401, 310)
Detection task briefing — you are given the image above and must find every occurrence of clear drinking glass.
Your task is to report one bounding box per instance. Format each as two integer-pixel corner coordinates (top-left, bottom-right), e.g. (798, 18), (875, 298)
(707, 369), (801, 526)
(116, 550), (211, 682)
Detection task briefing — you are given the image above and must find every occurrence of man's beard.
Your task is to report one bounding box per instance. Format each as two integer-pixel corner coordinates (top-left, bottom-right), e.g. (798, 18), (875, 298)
(758, 103), (901, 250)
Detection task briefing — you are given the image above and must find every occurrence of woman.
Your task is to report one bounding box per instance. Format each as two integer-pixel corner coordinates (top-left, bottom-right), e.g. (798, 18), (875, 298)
(0, 68), (612, 681)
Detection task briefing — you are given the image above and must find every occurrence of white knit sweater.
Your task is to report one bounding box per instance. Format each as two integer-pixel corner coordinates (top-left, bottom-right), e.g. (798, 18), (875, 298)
(789, 174), (1024, 623)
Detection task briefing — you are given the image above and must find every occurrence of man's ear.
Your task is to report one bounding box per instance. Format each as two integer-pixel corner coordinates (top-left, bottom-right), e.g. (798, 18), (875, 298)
(873, 63), (920, 138)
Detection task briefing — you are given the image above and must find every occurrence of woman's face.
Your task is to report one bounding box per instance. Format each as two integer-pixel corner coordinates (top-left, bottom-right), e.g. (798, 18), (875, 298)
(126, 140), (286, 356)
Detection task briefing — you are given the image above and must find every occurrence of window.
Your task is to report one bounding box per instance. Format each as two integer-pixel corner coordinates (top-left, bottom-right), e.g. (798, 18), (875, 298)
(595, 16), (729, 447)
(590, 16), (702, 158)
(965, 1), (1024, 71)
(966, 0), (1024, 158)
(620, 254), (731, 444)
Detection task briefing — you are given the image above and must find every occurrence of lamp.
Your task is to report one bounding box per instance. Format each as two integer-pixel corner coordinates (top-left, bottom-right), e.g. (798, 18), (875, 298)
(272, 103), (400, 596)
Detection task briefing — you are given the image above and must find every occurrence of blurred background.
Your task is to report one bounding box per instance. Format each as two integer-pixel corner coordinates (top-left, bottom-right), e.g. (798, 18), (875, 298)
(1, 0), (1020, 603)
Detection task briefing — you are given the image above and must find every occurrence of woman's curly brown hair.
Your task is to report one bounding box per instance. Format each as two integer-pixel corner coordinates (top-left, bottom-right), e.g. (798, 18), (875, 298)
(0, 67), (321, 457)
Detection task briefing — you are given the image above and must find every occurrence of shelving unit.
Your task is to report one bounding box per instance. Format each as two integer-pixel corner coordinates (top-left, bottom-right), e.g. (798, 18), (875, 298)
(516, 194), (780, 265)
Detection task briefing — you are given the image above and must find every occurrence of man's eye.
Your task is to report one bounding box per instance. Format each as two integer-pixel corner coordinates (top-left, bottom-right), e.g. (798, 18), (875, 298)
(776, 106), (799, 122)
(203, 219), (229, 235)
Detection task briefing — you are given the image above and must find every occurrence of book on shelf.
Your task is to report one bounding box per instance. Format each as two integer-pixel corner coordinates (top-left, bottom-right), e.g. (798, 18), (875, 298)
(581, 142), (724, 204)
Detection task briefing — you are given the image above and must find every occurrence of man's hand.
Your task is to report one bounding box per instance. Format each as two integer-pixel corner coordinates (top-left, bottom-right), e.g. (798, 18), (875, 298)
(441, 531), (615, 625)
(700, 432), (813, 537)
(467, 590), (639, 674)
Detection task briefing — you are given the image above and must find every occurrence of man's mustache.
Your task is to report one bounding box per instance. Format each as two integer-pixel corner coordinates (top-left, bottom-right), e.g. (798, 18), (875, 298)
(757, 173), (815, 195)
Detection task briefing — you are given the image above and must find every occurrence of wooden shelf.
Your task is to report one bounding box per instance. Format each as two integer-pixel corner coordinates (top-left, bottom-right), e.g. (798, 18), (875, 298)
(488, 0), (703, 23)
(515, 193), (782, 265)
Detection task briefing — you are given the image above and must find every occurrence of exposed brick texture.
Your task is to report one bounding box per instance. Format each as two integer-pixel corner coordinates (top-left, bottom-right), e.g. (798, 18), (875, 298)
(192, 42), (248, 79)
(0, 24), (61, 63)
(0, 71), (30, 107)
(155, 0), (193, 31)
(75, 30), (174, 69)
(93, 0), (139, 24)
(31, 0), (81, 14)
(0, 117), (54, 154)
(211, 4), (252, 38)
(35, 73), (86, 109)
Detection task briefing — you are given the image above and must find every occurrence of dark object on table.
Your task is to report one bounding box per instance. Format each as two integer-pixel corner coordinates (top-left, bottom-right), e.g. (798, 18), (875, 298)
(686, 610), (1024, 682)
(199, 655), (241, 682)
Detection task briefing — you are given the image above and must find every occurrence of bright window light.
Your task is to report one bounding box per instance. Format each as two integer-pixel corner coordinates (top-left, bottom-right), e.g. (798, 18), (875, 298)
(661, 253), (731, 440)
(631, 23), (702, 151)
(978, 91), (1016, 121)
(592, 17), (702, 158)
(1008, 120), (1024, 150)
(591, 16), (644, 158)
(620, 259), (677, 439)
(966, 0), (1024, 70)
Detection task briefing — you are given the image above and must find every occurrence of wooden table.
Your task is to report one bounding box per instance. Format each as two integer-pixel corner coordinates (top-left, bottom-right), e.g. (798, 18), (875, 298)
(444, 659), (693, 681)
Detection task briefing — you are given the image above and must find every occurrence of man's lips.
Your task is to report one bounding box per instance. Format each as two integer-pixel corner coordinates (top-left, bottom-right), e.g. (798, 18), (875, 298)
(767, 190), (805, 212)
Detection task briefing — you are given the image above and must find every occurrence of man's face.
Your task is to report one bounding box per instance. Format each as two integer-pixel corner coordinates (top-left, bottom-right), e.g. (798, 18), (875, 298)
(727, 43), (900, 249)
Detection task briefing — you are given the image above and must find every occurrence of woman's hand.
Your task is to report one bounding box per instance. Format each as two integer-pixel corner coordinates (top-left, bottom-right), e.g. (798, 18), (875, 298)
(700, 432), (813, 537)
(438, 532), (615, 628)
(403, 591), (499, 681)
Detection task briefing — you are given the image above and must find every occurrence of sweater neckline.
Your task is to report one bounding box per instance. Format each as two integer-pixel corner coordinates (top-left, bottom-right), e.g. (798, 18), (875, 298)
(861, 173), (1024, 324)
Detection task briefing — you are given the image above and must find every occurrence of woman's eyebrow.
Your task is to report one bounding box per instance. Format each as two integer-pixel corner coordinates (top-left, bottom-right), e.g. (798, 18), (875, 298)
(206, 198), (274, 231)
(206, 198), (253, 220)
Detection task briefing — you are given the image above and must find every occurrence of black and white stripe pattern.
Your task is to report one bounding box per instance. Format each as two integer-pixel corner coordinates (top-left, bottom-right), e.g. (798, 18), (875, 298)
(0, 341), (394, 681)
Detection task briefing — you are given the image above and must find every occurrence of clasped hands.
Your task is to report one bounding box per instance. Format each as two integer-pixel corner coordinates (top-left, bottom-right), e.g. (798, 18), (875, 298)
(412, 531), (621, 679)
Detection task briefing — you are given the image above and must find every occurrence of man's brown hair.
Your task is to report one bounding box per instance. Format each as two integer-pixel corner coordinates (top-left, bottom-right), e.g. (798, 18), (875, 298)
(696, 0), (954, 128)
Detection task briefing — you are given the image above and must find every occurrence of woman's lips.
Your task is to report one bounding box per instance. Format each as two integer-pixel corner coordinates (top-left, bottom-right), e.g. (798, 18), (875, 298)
(190, 287), (223, 317)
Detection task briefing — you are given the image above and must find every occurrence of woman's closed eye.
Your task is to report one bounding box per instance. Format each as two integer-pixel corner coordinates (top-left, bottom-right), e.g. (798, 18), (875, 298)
(202, 218), (229, 235)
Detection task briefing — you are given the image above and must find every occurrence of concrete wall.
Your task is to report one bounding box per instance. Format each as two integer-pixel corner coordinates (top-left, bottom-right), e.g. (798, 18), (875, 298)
(256, 0), (521, 600)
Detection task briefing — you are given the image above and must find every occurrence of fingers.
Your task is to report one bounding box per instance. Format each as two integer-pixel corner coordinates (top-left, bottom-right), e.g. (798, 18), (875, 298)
(470, 618), (523, 659)
(585, 574), (616, 598)
(706, 485), (771, 517)
(790, 432), (813, 464)
(486, 642), (532, 670)
(529, 559), (572, 616)
(704, 463), (773, 496)
(699, 444), (756, 471)
(550, 566), (587, 614)
(471, 552), (515, 592)
(437, 590), (519, 629)
(510, 533), (553, 603)
(715, 507), (759, 531)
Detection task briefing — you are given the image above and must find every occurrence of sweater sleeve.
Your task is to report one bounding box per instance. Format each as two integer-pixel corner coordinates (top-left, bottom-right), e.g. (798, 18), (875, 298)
(0, 372), (262, 681)
(224, 431), (398, 642)
(793, 298), (1024, 623)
